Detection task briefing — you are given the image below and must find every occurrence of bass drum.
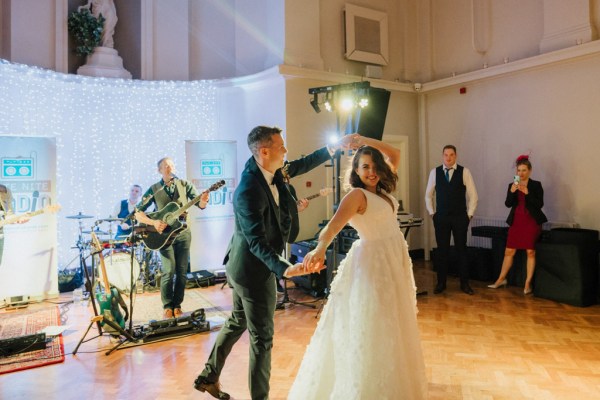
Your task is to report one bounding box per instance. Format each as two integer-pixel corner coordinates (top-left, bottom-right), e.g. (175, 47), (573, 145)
(98, 250), (140, 293)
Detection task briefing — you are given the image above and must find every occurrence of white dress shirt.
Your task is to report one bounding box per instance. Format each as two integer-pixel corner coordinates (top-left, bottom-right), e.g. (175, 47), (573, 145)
(424, 163), (478, 217)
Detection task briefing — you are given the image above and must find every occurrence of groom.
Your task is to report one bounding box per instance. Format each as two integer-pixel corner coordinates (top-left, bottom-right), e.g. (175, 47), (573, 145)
(194, 126), (354, 399)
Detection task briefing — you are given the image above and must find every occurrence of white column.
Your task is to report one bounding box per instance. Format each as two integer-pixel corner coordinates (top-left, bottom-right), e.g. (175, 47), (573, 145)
(54, 0), (68, 73)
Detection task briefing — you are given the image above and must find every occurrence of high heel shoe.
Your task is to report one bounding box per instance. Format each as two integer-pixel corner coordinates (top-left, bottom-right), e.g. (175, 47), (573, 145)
(523, 288), (533, 295)
(487, 279), (507, 289)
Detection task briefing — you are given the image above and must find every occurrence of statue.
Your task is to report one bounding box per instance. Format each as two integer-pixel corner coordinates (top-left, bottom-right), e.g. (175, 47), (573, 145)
(79, 0), (117, 48)
(76, 0), (131, 78)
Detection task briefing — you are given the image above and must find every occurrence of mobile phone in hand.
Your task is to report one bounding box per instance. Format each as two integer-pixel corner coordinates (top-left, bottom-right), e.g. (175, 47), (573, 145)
(513, 175), (520, 185)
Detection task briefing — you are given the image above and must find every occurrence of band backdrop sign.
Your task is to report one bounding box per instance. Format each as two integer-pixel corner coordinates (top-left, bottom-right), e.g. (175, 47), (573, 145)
(185, 140), (236, 271)
(0, 136), (58, 300)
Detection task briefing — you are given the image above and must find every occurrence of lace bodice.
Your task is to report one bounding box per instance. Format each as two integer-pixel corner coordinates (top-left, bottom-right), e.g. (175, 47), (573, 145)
(348, 188), (399, 241)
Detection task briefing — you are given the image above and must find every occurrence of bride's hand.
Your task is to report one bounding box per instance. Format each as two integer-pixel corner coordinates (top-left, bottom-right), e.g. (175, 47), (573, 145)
(302, 249), (326, 273)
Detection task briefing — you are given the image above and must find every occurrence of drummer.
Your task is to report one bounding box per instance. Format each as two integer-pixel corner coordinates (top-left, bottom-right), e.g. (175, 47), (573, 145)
(113, 184), (143, 240)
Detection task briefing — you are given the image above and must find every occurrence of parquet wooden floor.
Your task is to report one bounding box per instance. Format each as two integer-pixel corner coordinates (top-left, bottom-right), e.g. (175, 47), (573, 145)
(1, 260), (599, 400)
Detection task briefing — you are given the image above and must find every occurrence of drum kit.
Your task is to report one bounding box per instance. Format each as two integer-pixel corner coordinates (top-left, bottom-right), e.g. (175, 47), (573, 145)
(66, 211), (161, 293)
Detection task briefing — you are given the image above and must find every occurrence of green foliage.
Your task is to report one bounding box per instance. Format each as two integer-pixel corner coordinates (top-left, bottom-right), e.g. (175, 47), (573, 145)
(67, 9), (105, 57)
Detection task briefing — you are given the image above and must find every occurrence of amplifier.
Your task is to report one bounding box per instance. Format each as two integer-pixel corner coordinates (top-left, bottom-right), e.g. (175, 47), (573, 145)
(0, 333), (47, 357)
(289, 241), (316, 263)
(186, 270), (215, 287)
(289, 241), (327, 297)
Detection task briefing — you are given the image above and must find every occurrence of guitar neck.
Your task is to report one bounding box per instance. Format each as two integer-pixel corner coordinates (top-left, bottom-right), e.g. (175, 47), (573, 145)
(173, 190), (209, 218)
(0, 208), (44, 228)
(304, 192), (322, 201)
(91, 233), (112, 291)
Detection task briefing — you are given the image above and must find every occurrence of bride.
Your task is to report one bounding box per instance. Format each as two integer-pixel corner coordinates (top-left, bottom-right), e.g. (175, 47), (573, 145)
(288, 136), (428, 399)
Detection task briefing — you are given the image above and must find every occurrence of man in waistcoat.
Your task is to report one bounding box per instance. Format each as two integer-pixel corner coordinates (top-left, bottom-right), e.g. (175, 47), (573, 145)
(135, 158), (210, 318)
(425, 145), (478, 295)
(113, 184), (143, 239)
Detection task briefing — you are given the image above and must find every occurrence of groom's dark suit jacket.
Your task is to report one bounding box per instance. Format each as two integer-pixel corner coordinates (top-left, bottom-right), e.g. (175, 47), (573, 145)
(224, 147), (331, 289)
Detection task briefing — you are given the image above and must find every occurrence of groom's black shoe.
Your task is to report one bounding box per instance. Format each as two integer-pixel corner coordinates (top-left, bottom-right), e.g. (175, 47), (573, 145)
(434, 283), (446, 294)
(461, 283), (475, 295)
(194, 376), (230, 399)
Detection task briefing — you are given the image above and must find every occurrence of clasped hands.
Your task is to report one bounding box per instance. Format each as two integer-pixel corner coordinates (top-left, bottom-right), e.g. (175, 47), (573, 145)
(283, 250), (326, 278)
(330, 133), (363, 153)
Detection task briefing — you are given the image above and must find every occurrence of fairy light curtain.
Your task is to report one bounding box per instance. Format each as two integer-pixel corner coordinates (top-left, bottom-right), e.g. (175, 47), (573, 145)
(0, 59), (218, 269)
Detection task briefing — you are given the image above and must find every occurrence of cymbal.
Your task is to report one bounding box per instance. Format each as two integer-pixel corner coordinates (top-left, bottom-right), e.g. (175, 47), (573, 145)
(82, 229), (110, 235)
(97, 218), (124, 223)
(66, 212), (94, 219)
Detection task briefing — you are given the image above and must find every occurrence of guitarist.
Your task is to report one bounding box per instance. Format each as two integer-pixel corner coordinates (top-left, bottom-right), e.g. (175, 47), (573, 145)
(0, 184), (30, 265)
(134, 158), (210, 319)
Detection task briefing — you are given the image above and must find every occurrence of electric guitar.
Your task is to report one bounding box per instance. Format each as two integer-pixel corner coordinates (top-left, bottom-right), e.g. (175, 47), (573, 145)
(139, 180), (226, 250)
(0, 204), (61, 228)
(298, 187), (333, 205)
(90, 232), (127, 331)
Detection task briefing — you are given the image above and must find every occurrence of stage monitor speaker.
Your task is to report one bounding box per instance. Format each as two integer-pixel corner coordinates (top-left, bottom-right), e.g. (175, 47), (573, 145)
(356, 87), (390, 141)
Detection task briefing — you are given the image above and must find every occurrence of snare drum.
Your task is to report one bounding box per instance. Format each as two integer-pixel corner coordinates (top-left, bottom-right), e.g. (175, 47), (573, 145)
(98, 250), (140, 293)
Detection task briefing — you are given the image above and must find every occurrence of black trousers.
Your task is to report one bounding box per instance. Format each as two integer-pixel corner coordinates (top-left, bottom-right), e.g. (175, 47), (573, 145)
(433, 213), (470, 285)
(200, 274), (276, 400)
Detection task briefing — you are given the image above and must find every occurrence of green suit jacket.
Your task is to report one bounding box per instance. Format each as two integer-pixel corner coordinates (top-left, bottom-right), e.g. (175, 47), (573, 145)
(224, 147), (332, 288)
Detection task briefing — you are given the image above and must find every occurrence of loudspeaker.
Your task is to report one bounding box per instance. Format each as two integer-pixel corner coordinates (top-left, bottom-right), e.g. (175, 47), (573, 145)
(355, 88), (390, 140)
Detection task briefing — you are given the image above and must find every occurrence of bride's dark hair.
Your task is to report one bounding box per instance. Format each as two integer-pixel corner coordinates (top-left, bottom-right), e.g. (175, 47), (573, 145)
(346, 146), (397, 193)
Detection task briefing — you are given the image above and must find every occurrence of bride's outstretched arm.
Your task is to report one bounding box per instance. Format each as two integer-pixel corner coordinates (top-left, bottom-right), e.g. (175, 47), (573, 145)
(302, 189), (365, 272)
(354, 135), (400, 170)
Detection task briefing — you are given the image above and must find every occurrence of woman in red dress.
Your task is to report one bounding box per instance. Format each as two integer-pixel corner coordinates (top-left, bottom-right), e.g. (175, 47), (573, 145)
(488, 155), (547, 294)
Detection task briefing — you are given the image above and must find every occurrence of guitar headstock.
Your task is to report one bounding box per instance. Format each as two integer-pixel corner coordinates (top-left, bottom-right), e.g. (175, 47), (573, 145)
(319, 187), (334, 197)
(44, 204), (61, 214)
(208, 180), (226, 192)
(89, 232), (102, 253)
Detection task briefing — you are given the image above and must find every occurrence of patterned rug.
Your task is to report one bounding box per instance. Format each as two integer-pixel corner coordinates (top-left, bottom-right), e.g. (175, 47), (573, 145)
(0, 306), (65, 375)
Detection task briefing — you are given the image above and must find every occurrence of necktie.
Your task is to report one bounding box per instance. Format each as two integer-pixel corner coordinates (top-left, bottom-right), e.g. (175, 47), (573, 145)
(445, 168), (451, 182)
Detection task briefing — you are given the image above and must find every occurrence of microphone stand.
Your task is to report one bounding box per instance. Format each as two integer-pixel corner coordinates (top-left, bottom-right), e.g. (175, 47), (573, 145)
(123, 178), (173, 335)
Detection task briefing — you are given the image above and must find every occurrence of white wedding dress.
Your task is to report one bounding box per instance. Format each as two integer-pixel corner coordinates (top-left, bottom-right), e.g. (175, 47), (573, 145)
(288, 188), (428, 400)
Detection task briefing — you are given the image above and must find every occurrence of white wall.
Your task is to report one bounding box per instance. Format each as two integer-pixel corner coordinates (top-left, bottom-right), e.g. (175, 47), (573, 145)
(422, 50), (600, 251)
(234, 0), (284, 76)
(189, 0), (236, 80)
(430, 0), (545, 80)
(216, 67), (287, 183)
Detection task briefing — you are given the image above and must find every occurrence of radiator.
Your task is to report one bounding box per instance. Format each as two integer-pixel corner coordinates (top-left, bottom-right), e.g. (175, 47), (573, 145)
(468, 216), (580, 249)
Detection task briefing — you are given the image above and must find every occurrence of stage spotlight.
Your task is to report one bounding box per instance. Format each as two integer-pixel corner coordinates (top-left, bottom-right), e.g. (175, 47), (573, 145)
(324, 93), (334, 112)
(310, 93), (321, 113)
(328, 134), (340, 145)
(340, 97), (354, 112)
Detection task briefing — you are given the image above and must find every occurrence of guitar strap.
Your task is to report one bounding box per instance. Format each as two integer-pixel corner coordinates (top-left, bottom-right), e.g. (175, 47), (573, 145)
(112, 288), (129, 322)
